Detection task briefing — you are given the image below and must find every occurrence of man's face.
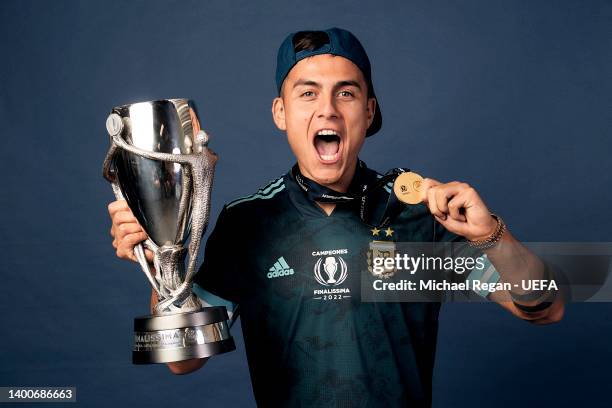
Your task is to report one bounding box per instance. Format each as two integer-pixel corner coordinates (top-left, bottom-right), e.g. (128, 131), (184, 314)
(272, 54), (376, 191)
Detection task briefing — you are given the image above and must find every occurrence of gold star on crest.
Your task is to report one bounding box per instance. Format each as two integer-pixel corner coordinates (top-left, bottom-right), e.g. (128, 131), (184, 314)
(384, 227), (394, 237)
(371, 227), (381, 236)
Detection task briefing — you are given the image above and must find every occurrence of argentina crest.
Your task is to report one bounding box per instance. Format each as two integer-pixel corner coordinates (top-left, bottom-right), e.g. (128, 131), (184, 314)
(368, 240), (397, 279)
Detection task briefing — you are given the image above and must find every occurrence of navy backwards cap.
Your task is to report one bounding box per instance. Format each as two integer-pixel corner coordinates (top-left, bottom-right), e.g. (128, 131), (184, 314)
(275, 27), (382, 137)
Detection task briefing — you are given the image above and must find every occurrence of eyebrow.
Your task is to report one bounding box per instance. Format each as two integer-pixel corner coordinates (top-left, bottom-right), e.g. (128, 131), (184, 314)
(292, 79), (362, 89)
(292, 79), (320, 89)
(336, 80), (362, 89)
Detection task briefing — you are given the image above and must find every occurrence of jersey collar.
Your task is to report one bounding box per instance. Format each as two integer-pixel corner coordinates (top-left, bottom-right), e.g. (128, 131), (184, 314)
(284, 160), (380, 219)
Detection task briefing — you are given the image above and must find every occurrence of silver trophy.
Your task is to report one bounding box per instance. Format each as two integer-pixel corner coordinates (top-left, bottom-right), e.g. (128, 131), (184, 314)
(102, 98), (235, 364)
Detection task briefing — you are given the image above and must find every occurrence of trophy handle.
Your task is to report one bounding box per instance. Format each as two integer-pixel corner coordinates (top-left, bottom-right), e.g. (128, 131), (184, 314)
(103, 142), (162, 293)
(103, 129), (218, 312)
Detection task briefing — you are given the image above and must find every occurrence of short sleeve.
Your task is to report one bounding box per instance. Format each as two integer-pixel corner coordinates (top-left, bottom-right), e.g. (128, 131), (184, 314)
(193, 205), (242, 324)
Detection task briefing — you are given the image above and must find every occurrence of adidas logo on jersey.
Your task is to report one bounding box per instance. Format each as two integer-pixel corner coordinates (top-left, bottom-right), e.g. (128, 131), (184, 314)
(267, 257), (294, 278)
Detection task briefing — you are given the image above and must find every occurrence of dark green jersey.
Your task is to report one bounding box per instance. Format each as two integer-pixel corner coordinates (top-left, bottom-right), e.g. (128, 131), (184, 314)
(194, 162), (492, 407)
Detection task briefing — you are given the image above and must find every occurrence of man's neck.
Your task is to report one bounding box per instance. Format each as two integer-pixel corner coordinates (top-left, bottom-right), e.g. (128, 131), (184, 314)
(309, 161), (359, 216)
(302, 161), (358, 194)
(316, 202), (336, 216)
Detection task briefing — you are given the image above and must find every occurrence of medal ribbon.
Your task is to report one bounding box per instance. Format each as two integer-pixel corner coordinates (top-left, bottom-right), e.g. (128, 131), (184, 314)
(291, 160), (408, 227)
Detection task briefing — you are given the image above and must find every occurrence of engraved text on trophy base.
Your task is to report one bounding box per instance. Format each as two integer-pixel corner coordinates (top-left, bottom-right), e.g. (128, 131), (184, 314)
(134, 322), (229, 351)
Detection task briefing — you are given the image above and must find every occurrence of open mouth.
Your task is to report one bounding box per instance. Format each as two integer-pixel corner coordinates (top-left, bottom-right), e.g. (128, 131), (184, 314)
(313, 129), (342, 163)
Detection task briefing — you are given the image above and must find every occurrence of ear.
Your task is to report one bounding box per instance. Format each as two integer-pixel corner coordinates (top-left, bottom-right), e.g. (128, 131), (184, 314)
(272, 97), (286, 131)
(366, 97), (376, 128)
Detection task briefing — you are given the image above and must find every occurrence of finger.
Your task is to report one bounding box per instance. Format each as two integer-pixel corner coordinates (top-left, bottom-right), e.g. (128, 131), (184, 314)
(434, 185), (458, 215)
(448, 196), (467, 222)
(447, 195), (467, 222)
(116, 223), (144, 239)
(430, 182), (469, 220)
(113, 210), (139, 226)
(434, 214), (466, 235)
(108, 200), (129, 216)
(117, 232), (147, 261)
(122, 231), (148, 245)
(448, 185), (481, 220)
(117, 233), (148, 259)
(419, 178), (442, 204)
(426, 186), (446, 220)
(431, 182), (465, 209)
(116, 245), (137, 262)
(144, 249), (155, 263)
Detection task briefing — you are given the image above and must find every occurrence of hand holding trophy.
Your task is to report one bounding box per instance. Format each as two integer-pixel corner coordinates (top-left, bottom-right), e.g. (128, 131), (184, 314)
(102, 99), (235, 364)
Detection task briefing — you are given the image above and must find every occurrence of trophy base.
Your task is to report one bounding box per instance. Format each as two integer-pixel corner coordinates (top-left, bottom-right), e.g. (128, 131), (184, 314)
(132, 306), (235, 364)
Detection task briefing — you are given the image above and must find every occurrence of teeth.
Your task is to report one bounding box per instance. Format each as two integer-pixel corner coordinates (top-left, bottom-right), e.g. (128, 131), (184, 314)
(320, 153), (337, 161)
(317, 129), (338, 136)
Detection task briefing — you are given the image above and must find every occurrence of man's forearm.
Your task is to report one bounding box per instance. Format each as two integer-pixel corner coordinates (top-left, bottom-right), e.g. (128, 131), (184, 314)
(483, 229), (548, 299)
(484, 229), (564, 323)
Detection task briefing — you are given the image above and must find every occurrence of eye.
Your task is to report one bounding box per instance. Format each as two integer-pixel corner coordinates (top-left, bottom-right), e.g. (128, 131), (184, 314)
(300, 90), (315, 98)
(338, 90), (354, 98)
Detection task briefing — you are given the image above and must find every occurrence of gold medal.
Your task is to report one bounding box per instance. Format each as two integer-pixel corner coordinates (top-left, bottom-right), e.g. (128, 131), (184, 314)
(393, 171), (424, 205)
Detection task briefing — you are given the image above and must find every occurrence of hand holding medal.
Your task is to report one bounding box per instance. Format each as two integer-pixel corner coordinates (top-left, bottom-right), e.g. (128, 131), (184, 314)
(393, 172), (499, 243)
(292, 160), (501, 244)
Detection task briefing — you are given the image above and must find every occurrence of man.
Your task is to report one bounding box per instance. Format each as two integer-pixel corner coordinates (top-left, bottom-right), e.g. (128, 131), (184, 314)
(109, 28), (563, 407)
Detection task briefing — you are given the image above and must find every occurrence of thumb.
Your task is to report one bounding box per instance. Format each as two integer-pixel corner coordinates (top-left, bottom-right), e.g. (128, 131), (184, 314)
(419, 177), (441, 204)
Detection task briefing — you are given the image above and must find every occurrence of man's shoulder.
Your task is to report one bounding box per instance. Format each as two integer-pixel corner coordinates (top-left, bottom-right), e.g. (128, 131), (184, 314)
(223, 173), (290, 214)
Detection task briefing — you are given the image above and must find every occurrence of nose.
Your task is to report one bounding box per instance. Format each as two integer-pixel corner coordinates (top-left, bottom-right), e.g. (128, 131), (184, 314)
(316, 92), (340, 120)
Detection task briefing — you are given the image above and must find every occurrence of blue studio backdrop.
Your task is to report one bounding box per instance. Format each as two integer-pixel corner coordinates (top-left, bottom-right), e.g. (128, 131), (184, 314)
(1, 0), (611, 407)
